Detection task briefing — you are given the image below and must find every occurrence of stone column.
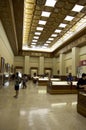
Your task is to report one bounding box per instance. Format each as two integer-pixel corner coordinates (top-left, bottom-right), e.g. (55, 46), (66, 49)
(39, 56), (44, 75)
(60, 53), (65, 75)
(24, 56), (30, 74)
(52, 57), (57, 75)
(72, 47), (79, 76)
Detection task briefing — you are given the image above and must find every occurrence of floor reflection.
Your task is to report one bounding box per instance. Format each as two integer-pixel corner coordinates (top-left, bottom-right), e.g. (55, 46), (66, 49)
(0, 80), (86, 130)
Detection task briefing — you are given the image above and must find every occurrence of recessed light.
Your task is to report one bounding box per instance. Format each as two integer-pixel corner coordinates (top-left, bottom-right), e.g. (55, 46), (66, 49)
(72, 4), (84, 12)
(51, 34), (58, 37)
(59, 23), (67, 28)
(41, 11), (51, 17)
(31, 45), (35, 48)
(46, 41), (51, 43)
(36, 27), (43, 31)
(64, 16), (74, 21)
(48, 38), (54, 40)
(32, 40), (37, 42)
(35, 32), (41, 35)
(42, 46), (48, 48)
(33, 36), (39, 39)
(31, 42), (36, 45)
(55, 29), (62, 33)
(44, 44), (49, 46)
(45, 0), (56, 7)
(38, 20), (47, 25)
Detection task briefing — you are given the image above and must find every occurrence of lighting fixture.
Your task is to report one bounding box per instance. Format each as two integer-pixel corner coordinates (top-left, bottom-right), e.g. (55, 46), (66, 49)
(44, 44), (48, 46)
(41, 11), (51, 17)
(33, 36), (39, 39)
(32, 39), (38, 42)
(72, 4), (84, 12)
(45, 0), (56, 7)
(42, 46), (48, 49)
(64, 16), (74, 21)
(46, 41), (51, 43)
(35, 32), (41, 35)
(38, 20), (47, 25)
(36, 27), (43, 31)
(59, 23), (67, 28)
(31, 45), (35, 48)
(51, 34), (58, 37)
(48, 38), (54, 40)
(52, 15), (86, 51)
(31, 42), (36, 45)
(55, 29), (62, 33)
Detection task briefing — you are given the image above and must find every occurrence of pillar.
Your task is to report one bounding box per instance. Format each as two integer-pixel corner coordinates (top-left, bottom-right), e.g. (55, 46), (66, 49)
(60, 53), (65, 75)
(39, 56), (44, 75)
(72, 47), (79, 76)
(52, 57), (57, 75)
(24, 56), (30, 74)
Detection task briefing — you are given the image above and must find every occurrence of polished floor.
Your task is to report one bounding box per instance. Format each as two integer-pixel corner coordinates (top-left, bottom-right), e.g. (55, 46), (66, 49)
(0, 81), (86, 130)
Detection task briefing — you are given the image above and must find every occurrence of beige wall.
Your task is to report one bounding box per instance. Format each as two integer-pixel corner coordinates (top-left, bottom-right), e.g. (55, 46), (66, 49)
(79, 46), (86, 60)
(0, 20), (14, 65)
(14, 46), (86, 76)
(56, 57), (60, 73)
(44, 58), (52, 68)
(14, 56), (24, 67)
(30, 57), (39, 68)
(64, 52), (72, 75)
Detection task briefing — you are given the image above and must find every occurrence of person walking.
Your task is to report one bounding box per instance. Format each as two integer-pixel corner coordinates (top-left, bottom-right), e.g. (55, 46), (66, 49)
(14, 72), (21, 98)
(22, 75), (27, 89)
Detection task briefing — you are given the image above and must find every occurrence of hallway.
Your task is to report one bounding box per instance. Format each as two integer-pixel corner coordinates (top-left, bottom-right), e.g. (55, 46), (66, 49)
(0, 81), (86, 130)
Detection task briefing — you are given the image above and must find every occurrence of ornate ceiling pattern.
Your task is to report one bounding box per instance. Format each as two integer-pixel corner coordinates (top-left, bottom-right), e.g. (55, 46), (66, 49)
(0, 0), (86, 57)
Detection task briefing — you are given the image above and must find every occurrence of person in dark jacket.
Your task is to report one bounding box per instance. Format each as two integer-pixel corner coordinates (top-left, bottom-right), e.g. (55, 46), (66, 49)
(77, 73), (86, 90)
(66, 73), (73, 84)
(14, 72), (21, 98)
(22, 75), (27, 89)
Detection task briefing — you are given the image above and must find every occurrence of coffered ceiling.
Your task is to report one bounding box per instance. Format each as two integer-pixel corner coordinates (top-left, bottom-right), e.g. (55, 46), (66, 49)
(0, 0), (86, 57)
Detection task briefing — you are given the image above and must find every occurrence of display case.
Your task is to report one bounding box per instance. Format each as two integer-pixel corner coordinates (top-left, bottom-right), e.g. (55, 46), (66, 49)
(50, 78), (61, 81)
(38, 77), (49, 86)
(77, 90), (86, 117)
(47, 81), (78, 94)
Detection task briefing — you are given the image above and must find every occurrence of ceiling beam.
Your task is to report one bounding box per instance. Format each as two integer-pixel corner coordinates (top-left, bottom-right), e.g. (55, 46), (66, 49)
(12, 0), (24, 54)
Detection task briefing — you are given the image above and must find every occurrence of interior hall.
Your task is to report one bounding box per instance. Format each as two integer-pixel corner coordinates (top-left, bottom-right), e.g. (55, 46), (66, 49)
(0, 0), (86, 130)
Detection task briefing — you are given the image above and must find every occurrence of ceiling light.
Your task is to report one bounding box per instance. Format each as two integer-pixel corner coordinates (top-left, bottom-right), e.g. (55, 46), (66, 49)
(59, 23), (67, 28)
(38, 20), (47, 25)
(35, 32), (41, 35)
(44, 44), (49, 46)
(42, 46), (48, 48)
(36, 27), (43, 31)
(32, 40), (38, 42)
(55, 29), (62, 33)
(51, 34), (58, 37)
(31, 45), (36, 48)
(48, 38), (54, 40)
(30, 45), (36, 47)
(41, 11), (51, 17)
(45, 0), (56, 7)
(22, 45), (29, 50)
(46, 41), (51, 43)
(64, 16), (74, 21)
(31, 42), (36, 45)
(33, 36), (39, 39)
(72, 4), (84, 12)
